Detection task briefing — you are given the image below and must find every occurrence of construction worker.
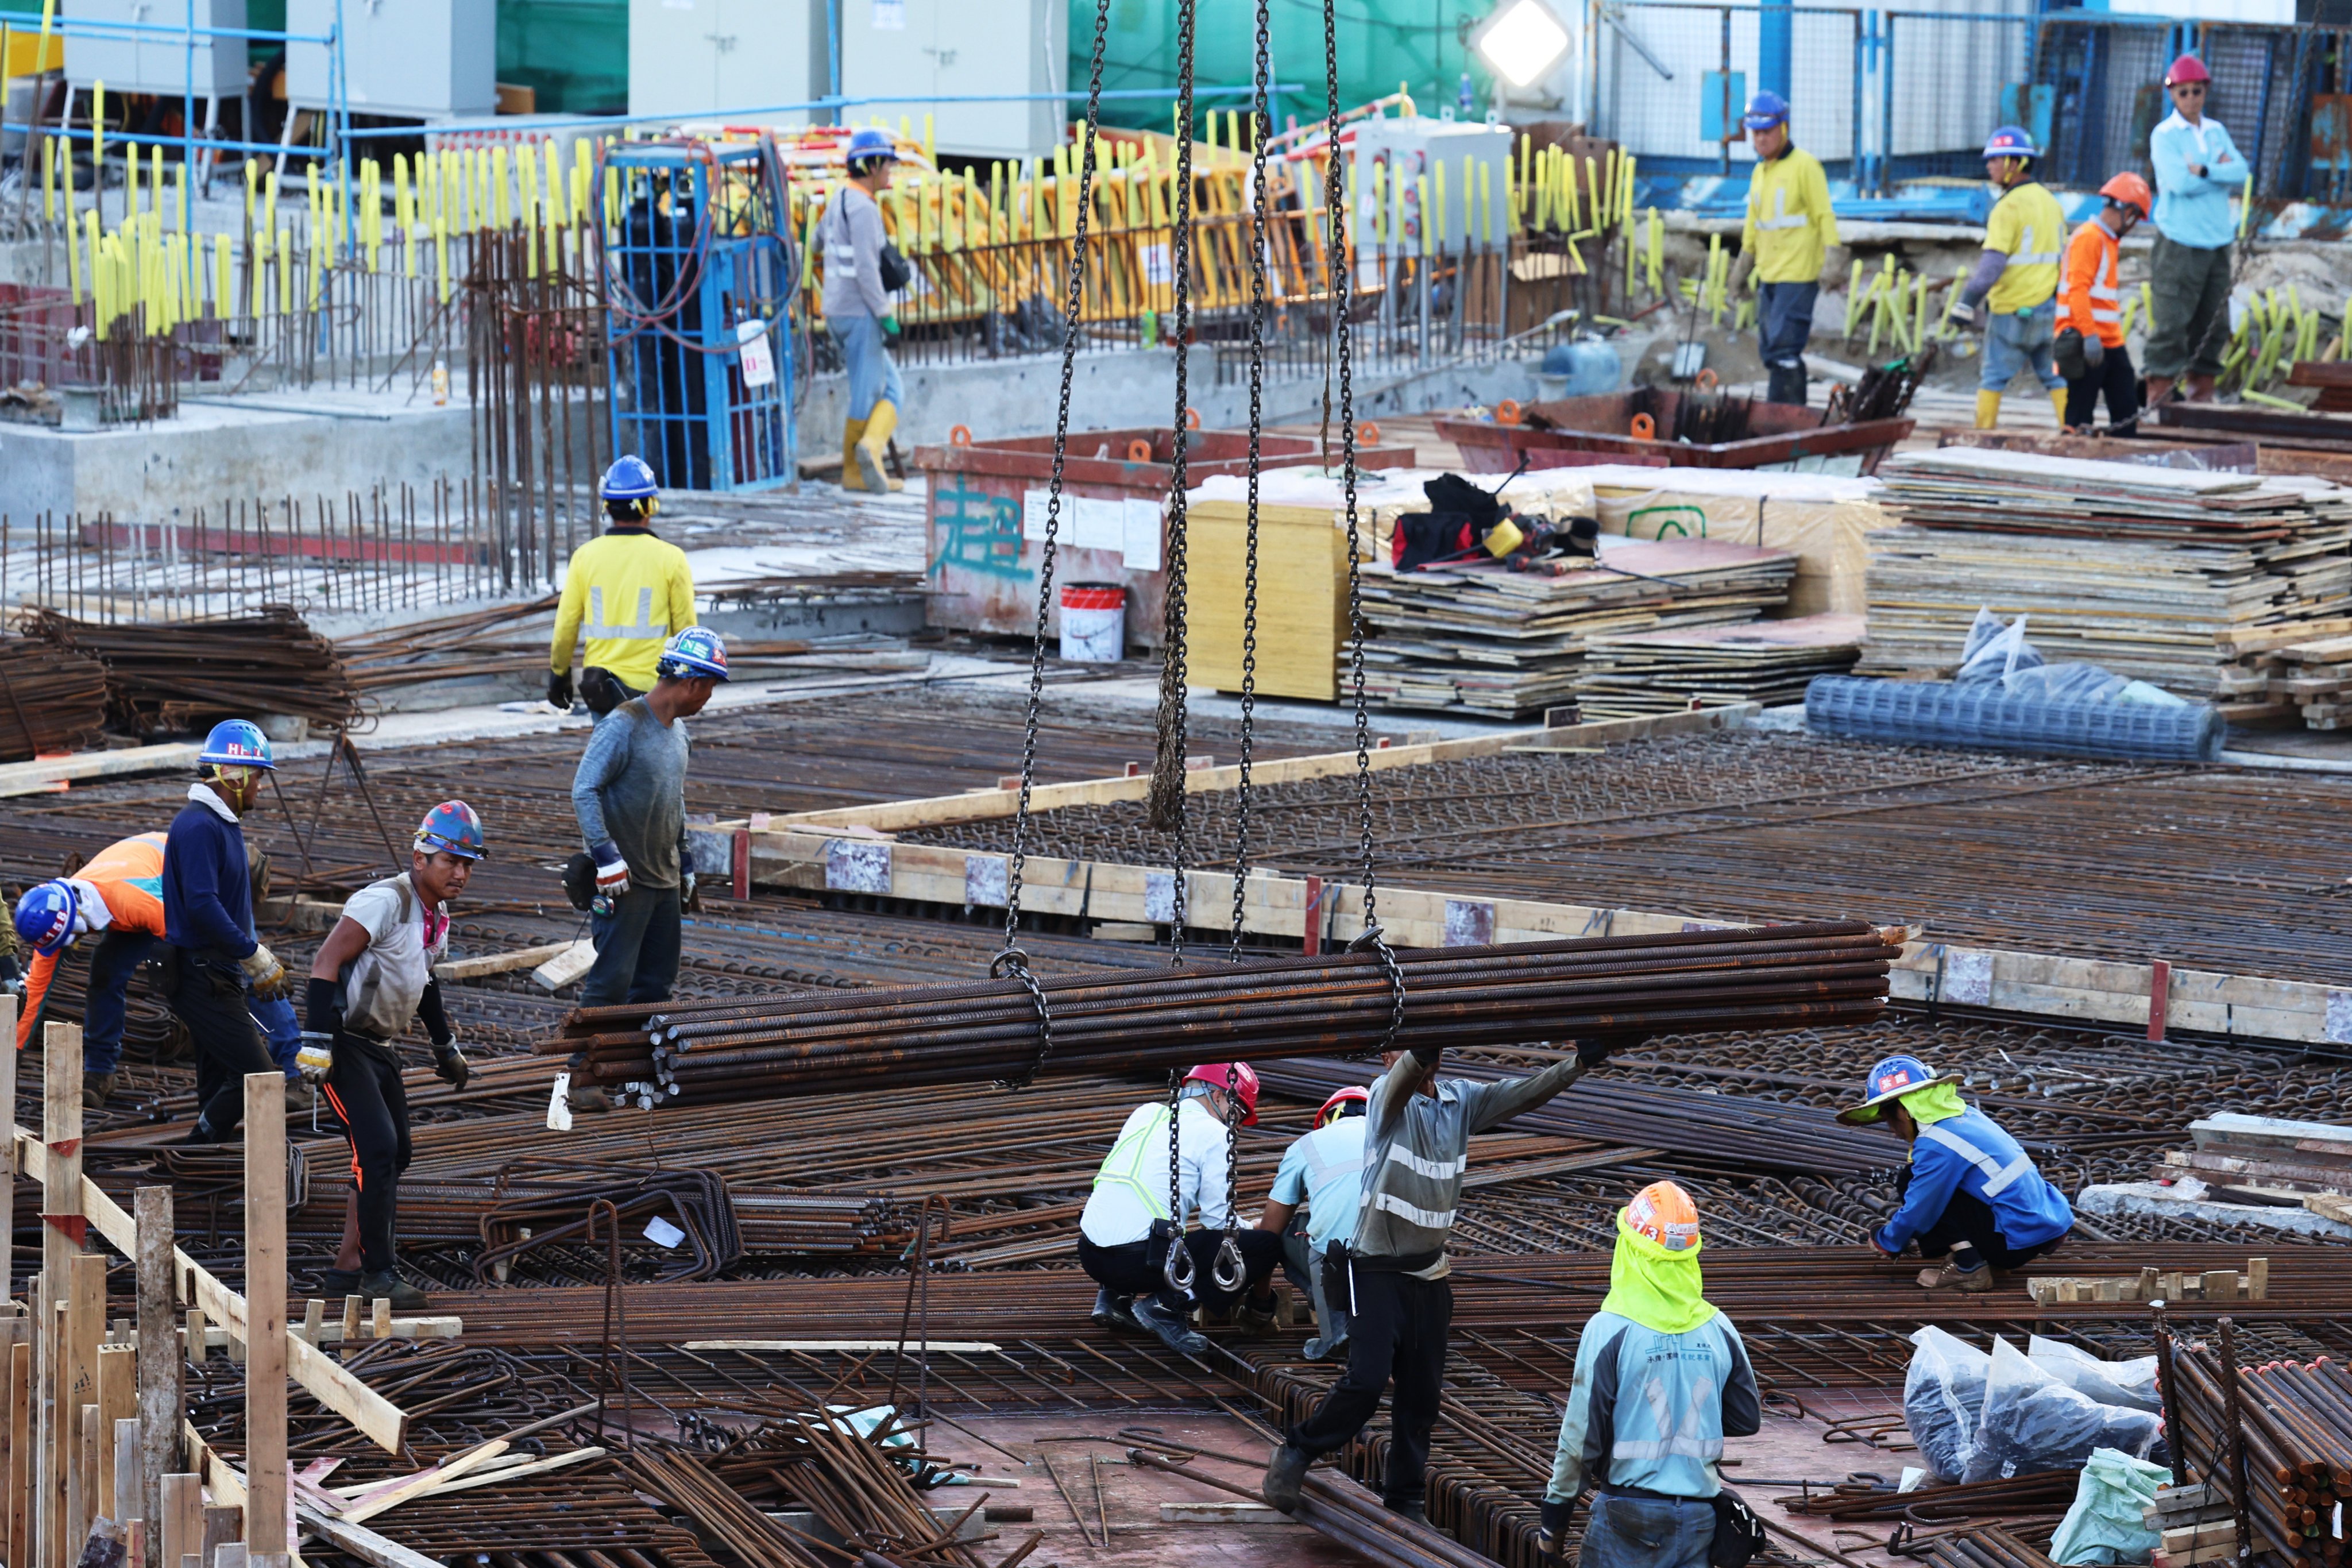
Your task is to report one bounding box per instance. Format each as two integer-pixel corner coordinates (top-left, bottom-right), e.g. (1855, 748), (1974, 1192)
(1839, 1054), (2073, 1292)
(1259, 1084), (1369, 1361)
(1956, 127), (2068, 430)
(1536, 1183), (1760, 1567)
(1079, 1063), (1284, 1356)
(163, 720), (292, 1142)
(2146, 55), (2250, 405)
(1728, 90), (1838, 407)
(1264, 1037), (1616, 1524)
(300, 802), (482, 1310)
(571, 627), (729, 1007)
(821, 127), (907, 493)
(550, 455), (697, 719)
(2056, 174), (2153, 436)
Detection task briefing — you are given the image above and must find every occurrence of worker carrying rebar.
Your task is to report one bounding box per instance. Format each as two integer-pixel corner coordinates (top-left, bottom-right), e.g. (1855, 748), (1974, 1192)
(1727, 91), (1837, 408)
(1839, 1054), (2073, 1292)
(299, 801), (483, 1311)
(1259, 1084), (1369, 1361)
(1536, 1182), (1762, 1568)
(570, 627), (729, 1007)
(549, 455), (697, 719)
(1079, 1062), (1285, 1357)
(1957, 127), (2069, 431)
(2145, 55), (2250, 408)
(163, 720), (295, 1142)
(2056, 174), (2153, 437)
(1265, 1037), (1616, 1524)
(821, 128), (909, 494)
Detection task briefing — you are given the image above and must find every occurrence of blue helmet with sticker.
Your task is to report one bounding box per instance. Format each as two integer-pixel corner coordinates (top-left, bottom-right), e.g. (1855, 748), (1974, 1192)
(1742, 90), (1790, 131)
(656, 625), (731, 682)
(845, 126), (899, 172)
(1982, 125), (2039, 162)
(12, 880), (80, 956)
(199, 719), (276, 771)
(1837, 1053), (1955, 1125)
(414, 800), (487, 862)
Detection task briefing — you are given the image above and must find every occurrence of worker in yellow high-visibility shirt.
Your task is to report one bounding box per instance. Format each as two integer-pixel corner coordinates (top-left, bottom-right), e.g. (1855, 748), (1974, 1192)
(1956, 126), (2068, 430)
(549, 455), (697, 717)
(1728, 91), (1838, 407)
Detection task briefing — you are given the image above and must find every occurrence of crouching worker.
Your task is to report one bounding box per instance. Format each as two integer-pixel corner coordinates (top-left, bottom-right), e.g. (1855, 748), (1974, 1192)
(1078, 1063), (1284, 1355)
(301, 802), (483, 1309)
(1538, 1182), (1760, 1567)
(1839, 1054), (2072, 1292)
(1260, 1084), (1369, 1360)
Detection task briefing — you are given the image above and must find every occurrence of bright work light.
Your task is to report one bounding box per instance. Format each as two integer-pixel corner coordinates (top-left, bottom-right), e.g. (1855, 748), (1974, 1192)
(1474, 0), (1571, 89)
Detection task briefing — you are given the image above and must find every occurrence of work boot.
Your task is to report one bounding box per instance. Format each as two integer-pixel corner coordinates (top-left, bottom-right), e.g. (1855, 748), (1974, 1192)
(285, 1077), (315, 1115)
(357, 1270), (430, 1312)
(1091, 1288), (1142, 1333)
(840, 416), (870, 490)
(2144, 374), (2175, 408)
(1233, 1289), (1280, 1335)
(1917, 1261), (1997, 1293)
(855, 399), (905, 493)
(1262, 1442), (1311, 1514)
(2048, 388), (2070, 428)
(1303, 1331), (1349, 1361)
(1385, 1499), (1428, 1525)
(1973, 389), (2002, 430)
(1129, 1296), (1208, 1356)
(315, 1267), (362, 1300)
(82, 1072), (117, 1110)
(2184, 373), (2218, 403)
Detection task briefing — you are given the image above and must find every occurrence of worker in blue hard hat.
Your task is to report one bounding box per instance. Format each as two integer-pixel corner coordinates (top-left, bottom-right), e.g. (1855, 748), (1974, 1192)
(1728, 90), (1838, 408)
(1840, 1053), (2073, 1293)
(571, 627), (729, 1009)
(549, 455), (697, 718)
(1956, 126), (2069, 431)
(165, 720), (292, 1142)
(821, 127), (909, 493)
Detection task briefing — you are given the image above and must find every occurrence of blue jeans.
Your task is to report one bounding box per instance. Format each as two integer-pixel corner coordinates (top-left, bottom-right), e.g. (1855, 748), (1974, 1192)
(80, 929), (152, 1075)
(1581, 1493), (1715, 1568)
(1756, 280), (1817, 370)
(830, 312), (905, 422)
(581, 885), (682, 1008)
(252, 992), (303, 1080)
(1982, 300), (2064, 392)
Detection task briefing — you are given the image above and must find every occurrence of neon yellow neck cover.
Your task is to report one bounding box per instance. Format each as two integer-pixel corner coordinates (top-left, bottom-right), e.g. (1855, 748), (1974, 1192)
(1901, 1080), (1968, 1126)
(1598, 1209), (1717, 1334)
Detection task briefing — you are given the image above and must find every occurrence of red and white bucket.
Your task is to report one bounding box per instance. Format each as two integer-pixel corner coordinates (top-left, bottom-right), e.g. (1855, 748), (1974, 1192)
(1059, 582), (1127, 663)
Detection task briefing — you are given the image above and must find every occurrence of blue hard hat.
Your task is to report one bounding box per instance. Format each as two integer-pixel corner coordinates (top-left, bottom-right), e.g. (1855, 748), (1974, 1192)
(1982, 125), (2038, 161)
(656, 625), (731, 682)
(1743, 90), (1790, 131)
(199, 719), (276, 771)
(414, 800), (487, 862)
(1838, 1053), (1953, 1125)
(600, 454), (660, 503)
(845, 127), (899, 169)
(13, 880), (80, 957)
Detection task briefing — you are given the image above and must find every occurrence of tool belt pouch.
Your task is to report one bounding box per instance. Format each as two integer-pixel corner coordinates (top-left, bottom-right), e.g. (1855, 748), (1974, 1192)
(1145, 1218), (1180, 1272)
(1710, 1488), (1768, 1568)
(562, 852), (599, 913)
(1320, 1241), (1353, 1315)
(878, 241), (913, 293)
(580, 666), (630, 717)
(2053, 327), (2088, 381)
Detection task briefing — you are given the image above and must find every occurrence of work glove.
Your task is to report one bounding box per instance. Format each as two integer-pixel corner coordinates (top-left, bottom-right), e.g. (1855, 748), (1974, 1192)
(592, 840), (631, 898)
(881, 313), (901, 337)
(1727, 249), (1754, 298)
(294, 1032), (335, 1086)
(1537, 1497), (1575, 1557)
(239, 944), (289, 1000)
(1968, 302), (1990, 331)
(1574, 1038), (1615, 1069)
(548, 669), (575, 710)
(2083, 337), (2104, 369)
(682, 870), (701, 913)
(431, 1041), (470, 1091)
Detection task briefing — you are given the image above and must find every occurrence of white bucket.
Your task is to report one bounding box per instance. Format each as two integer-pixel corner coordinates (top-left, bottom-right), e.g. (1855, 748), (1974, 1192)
(1059, 582), (1127, 662)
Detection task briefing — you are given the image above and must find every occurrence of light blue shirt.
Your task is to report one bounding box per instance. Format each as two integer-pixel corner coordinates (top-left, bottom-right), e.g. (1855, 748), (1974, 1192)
(2150, 111), (2250, 251)
(1270, 1118), (1368, 1251)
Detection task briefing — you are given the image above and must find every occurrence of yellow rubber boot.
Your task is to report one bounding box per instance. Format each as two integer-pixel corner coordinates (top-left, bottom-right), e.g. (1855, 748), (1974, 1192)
(1973, 390), (2002, 430)
(855, 399), (904, 493)
(840, 416), (869, 490)
(2049, 388), (2071, 430)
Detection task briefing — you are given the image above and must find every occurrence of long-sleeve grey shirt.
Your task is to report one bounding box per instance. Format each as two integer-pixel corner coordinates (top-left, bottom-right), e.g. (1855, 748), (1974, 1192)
(820, 183), (893, 321)
(570, 697), (689, 890)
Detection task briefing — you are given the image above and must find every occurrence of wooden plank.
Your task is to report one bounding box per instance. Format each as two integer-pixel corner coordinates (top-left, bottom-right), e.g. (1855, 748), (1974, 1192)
(339, 1441), (508, 1525)
(243, 1076), (287, 1554)
(65, 1256), (103, 1558)
(110, 1417), (136, 1531)
(135, 1187), (178, 1536)
(159, 1474), (201, 1568)
(9, 1337), (28, 1565)
(431, 941), (579, 983)
(92, 1345), (131, 1532)
(40, 1023), (81, 1568)
(0, 744), (203, 801)
(291, 1503), (449, 1568)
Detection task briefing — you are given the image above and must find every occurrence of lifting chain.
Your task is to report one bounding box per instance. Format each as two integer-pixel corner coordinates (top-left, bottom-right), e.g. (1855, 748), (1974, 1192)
(1163, 1068), (1195, 1293)
(1212, 1063), (1248, 1292)
(1226, 0), (1274, 963)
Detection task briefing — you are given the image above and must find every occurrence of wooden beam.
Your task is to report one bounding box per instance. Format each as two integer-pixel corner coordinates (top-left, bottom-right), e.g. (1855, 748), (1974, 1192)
(243, 1075), (287, 1554)
(159, 1473), (202, 1568)
(293, 1503), (449, 1568)
(431, 941), (580, 984)
(0, 744), (204, 801)
(40, 1022), (82, 1568)
(65, 1254), (103, 1559)
(134, 1187), (178, 1536)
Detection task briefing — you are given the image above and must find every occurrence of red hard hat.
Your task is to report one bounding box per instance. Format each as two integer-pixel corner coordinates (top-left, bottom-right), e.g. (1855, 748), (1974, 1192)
(2100, 172), (2153, 217)
(1316, 1086), (1370, 1125)
(2165, 54), (2210, 86)
(1184, 1062), (1261, 1125)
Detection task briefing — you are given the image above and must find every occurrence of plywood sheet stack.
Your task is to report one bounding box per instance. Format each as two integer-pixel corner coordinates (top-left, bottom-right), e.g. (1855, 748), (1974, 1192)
(1859, 448), (2352, 704)
(1354, 539), (1801, 716)
(1574, 612), (1866, 717)
(2156, 1113), (2352, 1222)
(1579, 464), (1882, 617)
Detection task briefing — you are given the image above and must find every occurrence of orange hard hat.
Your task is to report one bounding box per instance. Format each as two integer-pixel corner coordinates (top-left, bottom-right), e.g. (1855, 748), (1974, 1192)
(1183, 1062), (1261, 1125)
(2099, 172), (2153, 218)
(1623, 1180), (1702, 1253)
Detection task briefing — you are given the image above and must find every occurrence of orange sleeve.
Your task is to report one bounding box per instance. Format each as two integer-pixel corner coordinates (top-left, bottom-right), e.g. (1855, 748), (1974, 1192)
(16, 952), (57, 1051)
(2058, 226), (2099, 335)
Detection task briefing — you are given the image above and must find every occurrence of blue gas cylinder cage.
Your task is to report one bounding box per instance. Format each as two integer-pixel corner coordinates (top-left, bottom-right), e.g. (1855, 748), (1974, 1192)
(597, 139), (798, 493)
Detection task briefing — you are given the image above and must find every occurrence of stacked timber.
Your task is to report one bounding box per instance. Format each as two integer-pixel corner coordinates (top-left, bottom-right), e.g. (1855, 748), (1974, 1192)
(1574, 611), (1864, 717)
(1354, 539), (1801, 716)
(1859, 449), (2352, 704)
(2153, 1113), (2352, 1224)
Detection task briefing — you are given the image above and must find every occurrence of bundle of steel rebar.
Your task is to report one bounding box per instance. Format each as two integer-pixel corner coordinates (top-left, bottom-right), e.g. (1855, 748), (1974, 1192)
(546, 922), (1898, 1107)
(1924, 1524), (2064, 1568)
(1778, 1472), (2080, 1520)
(2161, 1318), (2351, 1568)
(0, 635), (110, 760)
(26, 604), (358, 731)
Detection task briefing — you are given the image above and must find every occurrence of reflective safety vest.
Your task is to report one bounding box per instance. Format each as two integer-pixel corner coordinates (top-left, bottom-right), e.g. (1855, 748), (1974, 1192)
(1875, 1104), (2075, 1255)
(1983, 181), (2065, 315)
(551, 528), (696, 690)
(2059, 218), (2126, 349)
(1090, 1103), (1174, 1222)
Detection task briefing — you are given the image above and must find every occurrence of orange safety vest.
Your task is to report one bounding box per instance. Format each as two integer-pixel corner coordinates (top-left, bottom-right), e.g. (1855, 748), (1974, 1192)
(2058, 219), (2125, 350)
(15, 832), (168, 1051)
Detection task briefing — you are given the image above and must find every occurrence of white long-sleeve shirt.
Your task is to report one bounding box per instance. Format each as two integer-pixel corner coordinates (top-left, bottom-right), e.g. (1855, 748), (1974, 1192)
(1080, 1097), (1237, 1245)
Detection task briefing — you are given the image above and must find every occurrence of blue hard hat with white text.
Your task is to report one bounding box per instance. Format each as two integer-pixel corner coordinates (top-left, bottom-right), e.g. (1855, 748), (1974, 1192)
(657, 625), (731, 682)
(199, 719), (275, 771)
(1838, 1053), (1954, 1124)
(1982, 125), (2038, 161)
(13, 880), (80, 956)
(415, 800), (487, 861)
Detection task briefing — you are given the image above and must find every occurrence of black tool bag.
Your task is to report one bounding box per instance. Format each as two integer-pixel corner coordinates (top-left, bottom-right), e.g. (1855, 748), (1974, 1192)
(1392, 513), (1478, 571)
(1319, 1240), (1353, 1314)
(562, 852), (598, 912)
(1710, 1487), (1769, 1568)
(2053, 327), (2088, 381)
(878, 241), (913, 293)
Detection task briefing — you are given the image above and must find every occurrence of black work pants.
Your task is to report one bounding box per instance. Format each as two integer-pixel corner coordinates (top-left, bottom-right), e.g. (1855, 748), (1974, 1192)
(2063, 342), (2140, 435)
(322, 1034), (413, 1274)
(582, 885), (682, 1009)
(167, 951), (277, 1138)
(1901, 1168), (2065, 1270)
(1285, 1269), (1454, 1510)
(1077, 1229), (1281, 1318)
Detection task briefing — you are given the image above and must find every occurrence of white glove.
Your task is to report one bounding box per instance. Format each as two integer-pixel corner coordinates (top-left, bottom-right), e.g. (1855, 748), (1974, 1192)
(240, 944), (289, 999)
(592, 840), (631, 898)
(295, 1032), (334, 1084)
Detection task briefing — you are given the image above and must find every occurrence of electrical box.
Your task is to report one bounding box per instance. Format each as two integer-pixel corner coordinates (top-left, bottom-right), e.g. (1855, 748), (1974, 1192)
(64, 0), (249, 98)
(286, 0), (496, 120)
(1350, 116), (1514, 257)
(842, 0), (1066, 159)
(629, 0), (827, 127)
